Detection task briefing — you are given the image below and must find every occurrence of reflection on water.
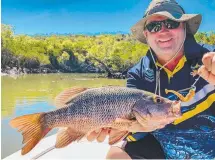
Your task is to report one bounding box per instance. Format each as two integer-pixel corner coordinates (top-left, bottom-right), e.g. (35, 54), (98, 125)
(1, 73), (126, 158)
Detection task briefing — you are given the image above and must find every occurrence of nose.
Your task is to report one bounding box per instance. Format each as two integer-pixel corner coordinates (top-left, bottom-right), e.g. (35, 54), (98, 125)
(159, 23), (169, 33)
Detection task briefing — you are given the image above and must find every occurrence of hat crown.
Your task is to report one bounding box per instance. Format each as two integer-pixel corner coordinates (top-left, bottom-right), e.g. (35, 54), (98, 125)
(145, 0), (185, 18)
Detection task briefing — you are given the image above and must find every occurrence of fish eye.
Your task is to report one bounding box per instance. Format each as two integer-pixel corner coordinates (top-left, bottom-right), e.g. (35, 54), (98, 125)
(153, 96), (162, 103)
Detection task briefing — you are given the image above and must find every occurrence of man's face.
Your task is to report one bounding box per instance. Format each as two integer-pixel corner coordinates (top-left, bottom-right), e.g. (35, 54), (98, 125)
(143, 16), (185, 59)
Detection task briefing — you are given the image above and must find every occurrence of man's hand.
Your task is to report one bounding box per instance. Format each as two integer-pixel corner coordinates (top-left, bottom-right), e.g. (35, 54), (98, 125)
(87, 128), (111, 142)
(198, 52), (215, 85)
(86, 119), (176, 143)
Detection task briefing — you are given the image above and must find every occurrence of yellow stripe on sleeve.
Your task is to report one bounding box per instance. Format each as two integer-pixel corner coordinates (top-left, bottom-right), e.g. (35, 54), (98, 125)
(127, 135), (136, 141)
(173, 93), (215, 125)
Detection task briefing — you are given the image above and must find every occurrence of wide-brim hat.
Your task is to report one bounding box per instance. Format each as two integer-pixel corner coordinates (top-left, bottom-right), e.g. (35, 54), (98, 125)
(131, 0), (202, 44)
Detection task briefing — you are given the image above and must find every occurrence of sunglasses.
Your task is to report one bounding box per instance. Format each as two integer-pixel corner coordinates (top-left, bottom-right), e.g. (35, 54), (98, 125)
(145, 19), (181, 33)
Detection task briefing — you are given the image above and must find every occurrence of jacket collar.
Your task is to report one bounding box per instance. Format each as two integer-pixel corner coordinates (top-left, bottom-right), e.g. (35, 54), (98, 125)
(184, 34), (203, 60)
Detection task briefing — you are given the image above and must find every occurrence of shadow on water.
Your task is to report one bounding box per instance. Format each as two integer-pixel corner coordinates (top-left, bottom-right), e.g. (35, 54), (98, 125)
(1, 73), (126, 159)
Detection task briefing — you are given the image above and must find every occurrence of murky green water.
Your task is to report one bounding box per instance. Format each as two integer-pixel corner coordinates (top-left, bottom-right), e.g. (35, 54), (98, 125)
(1, 73), (126, 159)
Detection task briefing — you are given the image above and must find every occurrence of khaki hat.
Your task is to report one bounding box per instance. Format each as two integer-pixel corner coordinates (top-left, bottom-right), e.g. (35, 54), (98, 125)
(131, 0), (202, 44)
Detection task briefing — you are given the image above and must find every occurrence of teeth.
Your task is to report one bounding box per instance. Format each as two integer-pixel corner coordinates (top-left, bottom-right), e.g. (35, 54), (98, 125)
(161, 40), (169, 42)
(159, 39), (171, 42)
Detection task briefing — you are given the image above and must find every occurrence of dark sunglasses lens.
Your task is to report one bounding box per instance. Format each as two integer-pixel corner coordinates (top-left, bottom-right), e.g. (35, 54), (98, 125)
(165, 19), (180, 29)
(145, 19), (180, 33)
(146, 22), (162, 33)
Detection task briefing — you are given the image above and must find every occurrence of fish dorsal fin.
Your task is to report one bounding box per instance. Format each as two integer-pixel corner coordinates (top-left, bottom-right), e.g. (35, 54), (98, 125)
(55, 127), (84, 148)
(54, 87), (88, 108)
(109, 129), (129, 145)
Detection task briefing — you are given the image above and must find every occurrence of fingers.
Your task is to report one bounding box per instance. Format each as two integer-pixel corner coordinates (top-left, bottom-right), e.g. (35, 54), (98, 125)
(212, 54), (215, 75)
(198, 65), (209, 81)
(207, 71), (215, 85)
(202, 53), (213, 72)
(97, 128), (110, 142)
(202, 52), (215, 75)
(87, 128), (110, 142)
(198, 66), (215, 85)
(86, 129), (102, 142)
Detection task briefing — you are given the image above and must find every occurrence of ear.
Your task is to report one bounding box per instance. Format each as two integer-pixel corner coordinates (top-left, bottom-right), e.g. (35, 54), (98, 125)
(143, 30), (148, 39)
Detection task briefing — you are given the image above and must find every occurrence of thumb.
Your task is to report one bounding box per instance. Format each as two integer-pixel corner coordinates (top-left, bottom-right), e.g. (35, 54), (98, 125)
(198, 66), (209, 81)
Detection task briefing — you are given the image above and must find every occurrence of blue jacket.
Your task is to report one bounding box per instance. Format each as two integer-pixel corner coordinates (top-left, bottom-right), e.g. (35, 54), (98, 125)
(126, 34), (215, 159)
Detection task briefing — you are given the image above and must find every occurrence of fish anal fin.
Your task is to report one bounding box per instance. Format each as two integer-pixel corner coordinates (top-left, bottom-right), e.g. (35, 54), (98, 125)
(55, 127), (84, 148)
(109, 130), (129, 145)
(54, 87), (88, 108)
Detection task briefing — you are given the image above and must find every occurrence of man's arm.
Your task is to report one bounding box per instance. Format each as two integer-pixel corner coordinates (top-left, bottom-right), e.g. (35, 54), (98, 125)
(126, 69), (141, 88)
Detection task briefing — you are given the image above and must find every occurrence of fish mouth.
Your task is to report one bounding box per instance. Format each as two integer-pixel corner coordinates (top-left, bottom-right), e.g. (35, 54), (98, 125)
(171, 101), (182, 117)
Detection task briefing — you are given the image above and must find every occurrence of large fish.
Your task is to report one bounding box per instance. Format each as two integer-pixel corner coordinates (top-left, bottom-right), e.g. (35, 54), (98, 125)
(10, 86), (181, 155)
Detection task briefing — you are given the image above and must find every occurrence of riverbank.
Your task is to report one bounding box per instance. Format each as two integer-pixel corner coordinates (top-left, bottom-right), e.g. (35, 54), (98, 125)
(1, 66), (59, 75)
(1, 49), (126, 79)
(1, 66), (127, 79)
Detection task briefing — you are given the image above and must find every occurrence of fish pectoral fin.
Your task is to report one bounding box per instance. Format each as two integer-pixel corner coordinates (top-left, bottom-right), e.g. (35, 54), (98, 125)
(108, 118), (135, 145)
(114, 118), (135, 123)
(54, 87), (88, 108)
(111, 118), (135, 131)
(108, 130), (129, 145)
(55, 127), (84, 148)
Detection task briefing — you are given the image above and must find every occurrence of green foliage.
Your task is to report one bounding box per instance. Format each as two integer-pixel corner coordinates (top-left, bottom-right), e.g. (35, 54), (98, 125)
(1, 24), (214, 72)
(1, 24), (14, 49)
(1, 24), (50, 65)
(57, 51), (70, 63)
(195, 31), (215, 45)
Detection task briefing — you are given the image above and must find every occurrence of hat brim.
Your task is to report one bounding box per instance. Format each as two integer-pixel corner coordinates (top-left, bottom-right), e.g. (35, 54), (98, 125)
(130, 12), (202, 44)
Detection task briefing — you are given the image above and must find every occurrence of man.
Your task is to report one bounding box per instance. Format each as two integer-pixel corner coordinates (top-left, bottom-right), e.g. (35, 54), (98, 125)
(88, 0), (215, 159)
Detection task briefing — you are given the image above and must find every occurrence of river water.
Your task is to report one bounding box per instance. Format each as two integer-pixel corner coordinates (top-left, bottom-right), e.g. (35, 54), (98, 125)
(1, 73), (125, 159)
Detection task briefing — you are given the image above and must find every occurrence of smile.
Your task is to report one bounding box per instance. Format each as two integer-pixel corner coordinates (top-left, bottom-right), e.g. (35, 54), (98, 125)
(158, 38), (172, 43)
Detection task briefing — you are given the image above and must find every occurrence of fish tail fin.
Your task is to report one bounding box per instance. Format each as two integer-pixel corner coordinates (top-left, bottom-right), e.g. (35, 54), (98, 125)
(10, 113), (52, 155)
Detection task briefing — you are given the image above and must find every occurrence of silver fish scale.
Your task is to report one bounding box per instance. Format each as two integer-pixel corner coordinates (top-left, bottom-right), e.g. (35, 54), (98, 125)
(45, 87), (146, 132)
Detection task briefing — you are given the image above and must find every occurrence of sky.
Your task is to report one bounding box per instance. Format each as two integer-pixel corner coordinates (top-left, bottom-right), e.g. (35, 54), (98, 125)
(2, 0), (215, 35)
